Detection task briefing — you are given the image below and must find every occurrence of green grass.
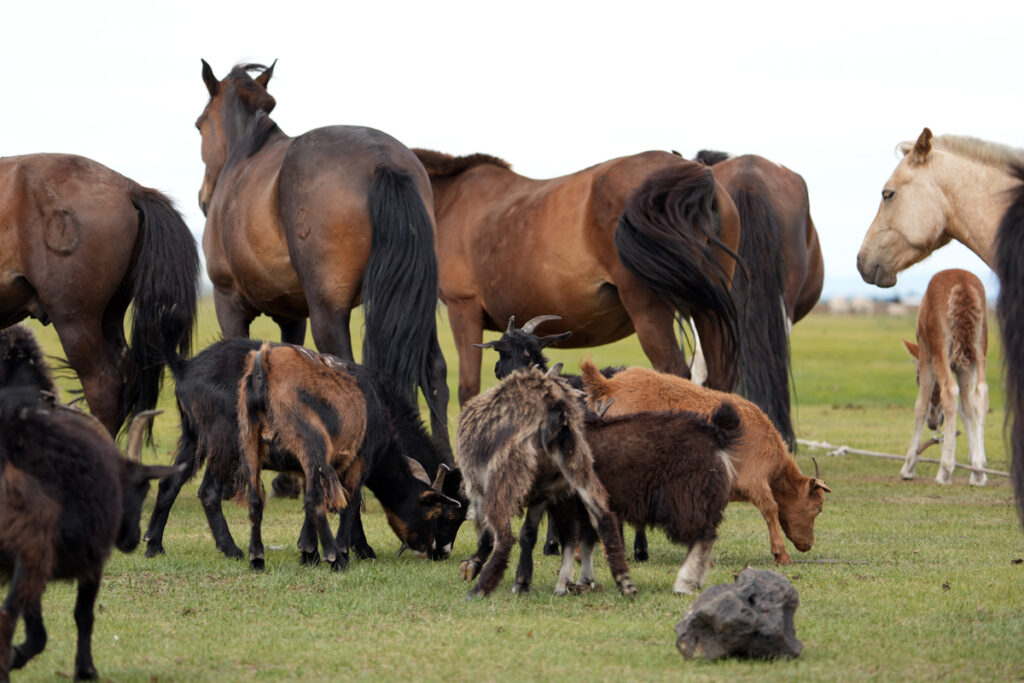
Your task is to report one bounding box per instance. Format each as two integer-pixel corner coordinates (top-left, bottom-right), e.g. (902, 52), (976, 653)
(9, 304), (1024, 681)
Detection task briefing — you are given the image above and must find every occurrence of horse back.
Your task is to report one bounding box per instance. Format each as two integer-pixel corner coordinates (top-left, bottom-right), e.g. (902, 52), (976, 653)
(917, 269), (987, 369)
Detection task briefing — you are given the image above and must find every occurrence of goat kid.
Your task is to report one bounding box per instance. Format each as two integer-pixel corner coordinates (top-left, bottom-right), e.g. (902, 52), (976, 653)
(457, 365), (636, 598)
(901, 269), (989, 485)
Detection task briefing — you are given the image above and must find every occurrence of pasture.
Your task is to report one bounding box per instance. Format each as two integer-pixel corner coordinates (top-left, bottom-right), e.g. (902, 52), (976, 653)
(10, 302), (1024, 681)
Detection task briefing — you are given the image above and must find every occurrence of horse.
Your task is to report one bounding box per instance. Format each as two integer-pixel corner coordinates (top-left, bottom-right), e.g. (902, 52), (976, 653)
(694, 150), (824, 449)
(857, 127), (1024, 286)
(900, 269), (988, 486)
(412, 148), (742, 406)
(196, 61), (450, 448)
(0, 153), (199, 436)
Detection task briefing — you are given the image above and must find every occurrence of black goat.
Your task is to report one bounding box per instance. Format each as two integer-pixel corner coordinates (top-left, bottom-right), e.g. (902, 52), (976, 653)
(0, 389), (178, 681)
(0, 325), (58, 398)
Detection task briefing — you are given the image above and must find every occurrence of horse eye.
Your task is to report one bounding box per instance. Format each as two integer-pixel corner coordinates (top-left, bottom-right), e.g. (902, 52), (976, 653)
(882, 189), (895, 200)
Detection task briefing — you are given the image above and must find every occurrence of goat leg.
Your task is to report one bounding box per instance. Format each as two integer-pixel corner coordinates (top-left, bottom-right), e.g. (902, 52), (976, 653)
(542, 509), (560, 556)
(349, 507), (376, 560)
(468, 520), (514, 598)
(633, 526), (649, 563)
(459, 525), (493, 582)
(10, 599), (45, 671)
(196, 468), (244, 560)
(512, 503), (546, 594)
(72, 577), (100, 681)
(297, 514), (320, 567)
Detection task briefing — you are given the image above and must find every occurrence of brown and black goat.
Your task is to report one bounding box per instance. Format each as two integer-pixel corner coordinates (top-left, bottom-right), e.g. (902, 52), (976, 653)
(0, 388), (179, 681)
(581, 361), (831, 565)
(514, 402), (740, 594)
(456, 364), (636, 597)
(237, 342), (466, 571)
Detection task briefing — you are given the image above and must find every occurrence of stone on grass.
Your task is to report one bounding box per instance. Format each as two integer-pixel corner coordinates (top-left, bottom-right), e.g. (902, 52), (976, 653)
(674, 568), (802, 660)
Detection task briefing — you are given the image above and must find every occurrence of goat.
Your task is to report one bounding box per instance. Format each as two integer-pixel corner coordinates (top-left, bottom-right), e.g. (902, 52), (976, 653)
(456, 364), (636, 597)
(0, 325), (58, 398)
(900, 269), (989, 486)
(0, 389), (178, 681)
(144, 338), (467, 566)
(237, 342), (465, 571)
(581, 361), (831, 565)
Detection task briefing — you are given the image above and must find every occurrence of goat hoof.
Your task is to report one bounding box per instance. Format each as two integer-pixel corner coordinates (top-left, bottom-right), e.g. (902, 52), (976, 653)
(619, 581), (638, 598)
(10, 644), (28, 669)
(466, 585), (488, 600)
(354, 544), (376, 560)
(221, 546), (244, 560)
(250, 558), (265, 572)
(634, 549), (649, 563)
(542, 540), (560, 556)
(459, 559), (481, 581)
(300, 550), (321, 567)
(74, 664), (98, 680)
(330, 555), (349, 573)
(511, 581), (530, 595)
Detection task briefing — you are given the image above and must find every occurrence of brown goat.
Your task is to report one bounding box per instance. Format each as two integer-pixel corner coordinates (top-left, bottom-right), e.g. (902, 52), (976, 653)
(581, 361), (831, 565)
(457, 365), (636, 597)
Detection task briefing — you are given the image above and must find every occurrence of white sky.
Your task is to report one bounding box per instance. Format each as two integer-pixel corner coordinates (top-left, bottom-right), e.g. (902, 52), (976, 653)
(6, 1), (1022, 301)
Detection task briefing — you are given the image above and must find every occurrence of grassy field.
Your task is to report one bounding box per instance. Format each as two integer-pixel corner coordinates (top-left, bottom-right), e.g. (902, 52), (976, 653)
(9, 303), (1024, 681)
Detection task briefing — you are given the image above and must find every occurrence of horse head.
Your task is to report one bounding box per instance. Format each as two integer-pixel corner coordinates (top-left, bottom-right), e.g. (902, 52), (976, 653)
(195, 60), (278, 215)
(857, 128), (948, 287)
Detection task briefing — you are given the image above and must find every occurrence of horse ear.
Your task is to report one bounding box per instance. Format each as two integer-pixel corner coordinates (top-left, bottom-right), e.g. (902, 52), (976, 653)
(538, 331), (572, 349)
(902, 338), (920, 359)
(256, 59), (277, 89)
(201, 59), (219, 97)
(909, 128), (933, 165)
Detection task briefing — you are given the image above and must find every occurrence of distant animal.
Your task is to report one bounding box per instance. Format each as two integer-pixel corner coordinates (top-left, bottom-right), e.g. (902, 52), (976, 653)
(695, 151), (824, 450)
(995, 165), (1024, 526)
(850, 296), (875, 316)
(0, 153), (200, 436)
(857, 128), (1024, 287)
(413, 148), (742, 406)
(581, 361), (831, 565)
(828, 297), (852, 315)
(196, 60), (450, 450)
(456, 365), (636, 597)
(515, 402), (740, 595)
(901, 269), (989, 485)
(0, 390), (179, 681)
(236, 342), (466, 571)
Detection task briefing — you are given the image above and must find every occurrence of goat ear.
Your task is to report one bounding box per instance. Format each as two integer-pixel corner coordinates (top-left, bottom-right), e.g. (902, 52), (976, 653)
(406, 457), (431, 485)
(420, 490), (462, 508)
(811, 479), (832, 494)
(538, 331), (572, 348)
(902, 338), (919, 359)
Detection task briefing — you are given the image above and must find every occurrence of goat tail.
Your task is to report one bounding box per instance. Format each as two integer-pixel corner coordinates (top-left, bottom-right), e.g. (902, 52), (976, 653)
(579, 360), (612, 401)
(995, 164), (1024, 529)
(729, 187), (795, 450)
(614, 162), (740, 384)
(234, 344), (272, 506)
(317, 466), (348, 513)
(122, 187), (201, 433)
(710, 401), (742, 486)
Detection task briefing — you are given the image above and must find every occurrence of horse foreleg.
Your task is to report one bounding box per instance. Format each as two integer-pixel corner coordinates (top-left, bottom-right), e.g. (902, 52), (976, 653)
(445, 300), (484, 406)
(272, 314), (307, 346)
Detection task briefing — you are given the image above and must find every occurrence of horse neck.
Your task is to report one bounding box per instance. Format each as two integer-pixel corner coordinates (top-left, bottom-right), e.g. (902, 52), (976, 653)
(933, 153), (1017, 267)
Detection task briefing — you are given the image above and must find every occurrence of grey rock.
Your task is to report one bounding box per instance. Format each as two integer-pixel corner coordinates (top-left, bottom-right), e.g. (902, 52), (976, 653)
(675, 568), (802, 660)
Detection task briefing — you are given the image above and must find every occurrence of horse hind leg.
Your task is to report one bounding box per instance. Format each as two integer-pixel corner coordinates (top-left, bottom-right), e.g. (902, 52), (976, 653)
(958, 367), (989, 486)
(51, 317), (122, 435)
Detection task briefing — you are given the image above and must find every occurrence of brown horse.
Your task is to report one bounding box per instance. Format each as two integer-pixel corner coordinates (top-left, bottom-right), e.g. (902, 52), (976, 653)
(413, 149), (742, 405)
(695, 151), (825, 449)
(0, 153), (200, 435)
(196, 61), (449, 446)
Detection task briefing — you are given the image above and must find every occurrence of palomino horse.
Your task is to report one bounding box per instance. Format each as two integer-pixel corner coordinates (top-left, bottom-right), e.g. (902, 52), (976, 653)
(996, 165), (1024, 526)
(0, 153), (199, 435)
(695, 150), (824, 449)
(858, 127), (1024, 285)
(196, 61), (449, 446)
(413, 149), (742, 405)
(901, 269), (988, 486)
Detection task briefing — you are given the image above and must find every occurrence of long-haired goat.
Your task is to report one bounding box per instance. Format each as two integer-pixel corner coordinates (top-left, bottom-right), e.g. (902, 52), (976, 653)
(0, 325), (58, 398)
(237, 342), (465, 571)
(581, 361), (831, 565)
(456, 365), (636, 597)
(0, 388), (178, 681)
(514, 403), (741, 594)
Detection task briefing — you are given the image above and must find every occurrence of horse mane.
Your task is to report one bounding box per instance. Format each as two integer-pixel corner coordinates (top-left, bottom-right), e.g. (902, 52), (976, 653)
(233, 110), (282, 161)
(413, 149), (511, 177)
(694, 150), (731, 166)
(905, 134), (1024, 171)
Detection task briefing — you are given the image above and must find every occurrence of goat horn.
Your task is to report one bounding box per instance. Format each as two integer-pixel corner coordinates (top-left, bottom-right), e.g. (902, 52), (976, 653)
(521, 315), (561, 334)
(126, 410), (162, 462)
(812, 457), (821, 480)
(596, 398), (615, 418)
(432, 463), (451, 491)
(397, 542), (409, 557)
(505, 316), (516, 335)
(546, 362), (563, 378)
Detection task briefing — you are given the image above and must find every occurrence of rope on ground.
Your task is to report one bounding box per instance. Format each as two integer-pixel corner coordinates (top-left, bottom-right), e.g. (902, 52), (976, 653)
(797, 438), (1010, 478)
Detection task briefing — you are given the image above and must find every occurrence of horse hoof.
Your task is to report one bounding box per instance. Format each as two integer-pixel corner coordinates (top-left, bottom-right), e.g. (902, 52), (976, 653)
(144, 543), (165, 558)
(970, 474), (988, 486)
(250, 558), (265, 572)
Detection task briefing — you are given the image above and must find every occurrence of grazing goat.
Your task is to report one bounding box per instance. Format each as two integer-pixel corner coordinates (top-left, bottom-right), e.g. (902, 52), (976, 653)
(237, 342), (465, 571)
(515, 402), (741, 594)
(581, 361), (831, 565)
(900, 269), (989, 485)
(0, 390), (178, 681)
(456, 365), (636, 597)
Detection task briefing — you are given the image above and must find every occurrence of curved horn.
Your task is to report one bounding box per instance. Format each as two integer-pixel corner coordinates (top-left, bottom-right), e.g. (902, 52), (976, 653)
(812, 457), (821, 480)
(406, 457), (431, 485)
(126, 410), (162, 462)
(397, 542), (409, 557)
(596, 398), (615, 418)
(546, 362), (563, 378)
(521, 315), (562, 334)
(432, 463), (451, 491)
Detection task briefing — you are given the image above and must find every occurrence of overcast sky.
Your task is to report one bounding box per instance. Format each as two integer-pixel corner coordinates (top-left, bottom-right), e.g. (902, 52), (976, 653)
(6, 1), (1021, 301)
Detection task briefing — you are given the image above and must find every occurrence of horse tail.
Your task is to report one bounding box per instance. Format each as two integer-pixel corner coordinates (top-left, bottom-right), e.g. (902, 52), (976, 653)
(995, 164), (1024, 529)
(122, 188), (201, 431)
(362, 166), (445, 427)
(729, 187), (795, 450)
(615, 163), (740, 378)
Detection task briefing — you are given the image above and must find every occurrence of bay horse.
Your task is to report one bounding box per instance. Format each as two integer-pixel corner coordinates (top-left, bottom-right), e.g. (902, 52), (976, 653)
(857, 127), (1024, 286)
(196, 61), (450, 448)
(0, 153), (199, 435)
(695, 151), (824, 449)
(900, 269), (988, 486)
(412, 148), (742, 405)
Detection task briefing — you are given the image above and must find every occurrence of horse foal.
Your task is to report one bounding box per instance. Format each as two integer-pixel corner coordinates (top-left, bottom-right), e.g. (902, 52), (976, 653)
(901, 269), (989, 485)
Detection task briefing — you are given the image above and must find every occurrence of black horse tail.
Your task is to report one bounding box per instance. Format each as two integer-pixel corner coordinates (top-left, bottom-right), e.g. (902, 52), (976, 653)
(996, 164), (1024, 530)
(362, 166), (447, 441)
(615, 163), (740, 383)
(122, 188), (201, 432)
(730, 187), (795, 450)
